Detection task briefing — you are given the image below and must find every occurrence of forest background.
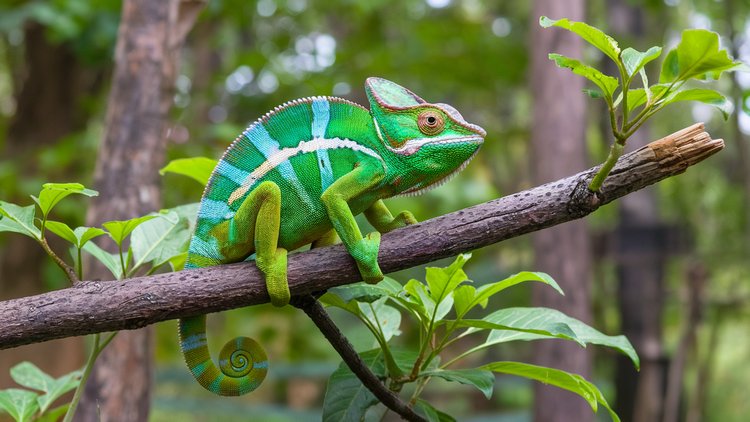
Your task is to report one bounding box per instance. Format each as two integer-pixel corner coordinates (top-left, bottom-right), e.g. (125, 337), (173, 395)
(0, 0), (748, 421)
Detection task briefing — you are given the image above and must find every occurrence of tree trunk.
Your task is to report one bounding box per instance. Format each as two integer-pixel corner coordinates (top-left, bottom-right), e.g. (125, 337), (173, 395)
(76, 1), (203, 420)
(604, 3), (671, 421)
(529, 2), (592, 422)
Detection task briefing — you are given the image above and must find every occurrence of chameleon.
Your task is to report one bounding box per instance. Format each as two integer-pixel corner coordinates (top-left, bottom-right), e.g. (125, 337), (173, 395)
(179, 77), (486, 396)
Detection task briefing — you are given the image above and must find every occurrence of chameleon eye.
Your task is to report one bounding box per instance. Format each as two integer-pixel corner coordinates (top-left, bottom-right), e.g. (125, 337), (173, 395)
(417, 111), (445, 135)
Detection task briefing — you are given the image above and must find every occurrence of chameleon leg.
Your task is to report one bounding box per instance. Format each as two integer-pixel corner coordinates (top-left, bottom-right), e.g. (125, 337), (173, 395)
(179, 182), (289, 396)
(311, 229), (339, 248)
(230, 181), (290, 307)
(364, 199), (417, 233)
(321, 163), (386, 284)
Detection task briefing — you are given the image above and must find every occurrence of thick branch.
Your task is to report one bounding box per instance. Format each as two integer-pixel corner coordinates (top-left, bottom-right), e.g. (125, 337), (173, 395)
(0, 123), (722, 350)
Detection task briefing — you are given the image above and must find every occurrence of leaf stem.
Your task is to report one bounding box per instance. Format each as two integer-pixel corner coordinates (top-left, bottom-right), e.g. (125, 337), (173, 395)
(118, 243), (126, 280)
(588, 141), (625, 192)
(63, 331), (115, 422)
(37, 238), (79, 283)
(76, 247), (83, 281)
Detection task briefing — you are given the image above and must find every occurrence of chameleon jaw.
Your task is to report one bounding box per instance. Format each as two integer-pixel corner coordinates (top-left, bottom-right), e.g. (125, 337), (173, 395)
(385, 135), (484, 156)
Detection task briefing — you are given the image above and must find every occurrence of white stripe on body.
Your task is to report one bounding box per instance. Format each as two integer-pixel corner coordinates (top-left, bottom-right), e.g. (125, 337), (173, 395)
(228, 137), (383, 204)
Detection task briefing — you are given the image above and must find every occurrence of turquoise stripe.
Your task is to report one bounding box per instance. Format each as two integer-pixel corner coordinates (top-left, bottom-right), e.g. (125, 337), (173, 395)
(188, 236), (224, 260)
(311, 99), (330, 138)
(216, 159), (251, 186)
(244, 124), (279, 159)
(243, 122), (314, 208)
(209, 376), (224, 392)
(190, 360), (210, 378)
(198, 198), (235, 219)
(181, 333), (207, 352)
(312, 99), (334, 191)
(316, 149), (334, 192)
(253, 361), (269, 369)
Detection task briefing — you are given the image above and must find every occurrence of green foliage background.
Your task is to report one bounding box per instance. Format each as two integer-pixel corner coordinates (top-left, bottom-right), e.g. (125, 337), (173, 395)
(1, 0), (749, 421)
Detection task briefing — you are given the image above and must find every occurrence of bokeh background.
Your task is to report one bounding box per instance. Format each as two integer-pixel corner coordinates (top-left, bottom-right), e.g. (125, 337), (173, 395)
(0, 0), (748, 421)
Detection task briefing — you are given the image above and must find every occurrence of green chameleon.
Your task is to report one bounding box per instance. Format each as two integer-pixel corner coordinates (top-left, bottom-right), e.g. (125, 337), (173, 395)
(179, 77), (486, 396)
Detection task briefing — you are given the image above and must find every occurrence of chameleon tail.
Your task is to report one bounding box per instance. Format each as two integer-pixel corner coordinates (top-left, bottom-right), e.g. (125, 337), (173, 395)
(179, 315), (268, 396)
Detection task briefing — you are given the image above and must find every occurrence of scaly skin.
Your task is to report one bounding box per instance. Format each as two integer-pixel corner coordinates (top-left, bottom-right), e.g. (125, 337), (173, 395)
(180, 77), (486, 396)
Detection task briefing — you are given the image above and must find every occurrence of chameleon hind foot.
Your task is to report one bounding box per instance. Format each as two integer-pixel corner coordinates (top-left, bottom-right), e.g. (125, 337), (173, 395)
(256, 247), (289, 307)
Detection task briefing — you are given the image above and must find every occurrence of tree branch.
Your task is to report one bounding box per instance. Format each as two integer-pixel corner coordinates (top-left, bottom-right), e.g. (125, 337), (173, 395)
(0, 123), (722, 350)
(292, 295), (427, 422)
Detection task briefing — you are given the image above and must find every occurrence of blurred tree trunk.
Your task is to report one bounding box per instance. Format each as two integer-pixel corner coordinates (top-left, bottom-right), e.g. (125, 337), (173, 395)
(529, 2), (592, 422)
(76, 1), (203, 421)
(0, 21), (106, 387)
(603, 3), (670, 421)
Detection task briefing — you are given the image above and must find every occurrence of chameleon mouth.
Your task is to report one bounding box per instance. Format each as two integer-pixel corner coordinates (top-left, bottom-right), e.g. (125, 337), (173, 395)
(391, 135), (484, 156)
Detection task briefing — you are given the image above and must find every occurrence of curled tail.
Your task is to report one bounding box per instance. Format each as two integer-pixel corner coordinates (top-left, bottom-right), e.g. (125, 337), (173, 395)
(179, 315), (268, 396)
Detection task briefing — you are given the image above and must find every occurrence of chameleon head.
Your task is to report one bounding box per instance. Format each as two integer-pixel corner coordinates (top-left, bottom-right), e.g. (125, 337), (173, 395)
(365, 77), (486, 193)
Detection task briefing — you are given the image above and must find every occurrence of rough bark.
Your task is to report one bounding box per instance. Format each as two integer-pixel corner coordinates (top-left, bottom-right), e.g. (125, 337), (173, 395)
(530, 1), (591, 421)
(0, 124), (722, 349)
(76, 1), (204, 421)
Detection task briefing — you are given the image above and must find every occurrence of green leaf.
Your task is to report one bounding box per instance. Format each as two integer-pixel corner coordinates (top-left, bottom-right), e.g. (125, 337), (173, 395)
(319, 292), (362, 315)
(659, 29), (744, 83)
(425, 254), (471, 304)
(407, 279), (452, 323)
(414, 399), (456, 422)
(624, 84), (669, 112)
(583, 89), (604, 99)
(474, 308), (639, 369)
(159, 157), (218, 187)
(359, 298), (401, 342)
(36, 403), (69, 422)
(0, 202), (41, 239)
(130, 211), (191, 274)
(0, 389), (39, 422)
(102, 215), (157, 247)
(481, 361), (619, 422)
(82, 241), (122, 279)
(454, 316), (581, 346)
(10, 362), (81, 414)
(75, 227), (107, 248)
(662, 88), (733, 119)
(322, 349), (383, 422)
(165, 252), (188, 271)
(31, 183), (98, 219)
(621, 46), (662, 78)
(540, 16), (620, 63)
(44, 221), (77, 245)
(327, 277), (402, 303)
(455, 271), (563, 319)
(420, 368), (494, 399)
(46, 222), (106, 249)
(548, 53), (619, 100)
(452, 284), (476, 318)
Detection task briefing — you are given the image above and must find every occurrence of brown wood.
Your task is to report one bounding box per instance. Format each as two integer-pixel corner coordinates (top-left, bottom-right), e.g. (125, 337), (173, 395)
(75, 1), (204, 421)
(0, 123), (722, 350)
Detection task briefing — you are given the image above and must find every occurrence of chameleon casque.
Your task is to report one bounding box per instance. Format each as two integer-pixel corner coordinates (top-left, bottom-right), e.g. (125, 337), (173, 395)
(180, 77), (486, 396)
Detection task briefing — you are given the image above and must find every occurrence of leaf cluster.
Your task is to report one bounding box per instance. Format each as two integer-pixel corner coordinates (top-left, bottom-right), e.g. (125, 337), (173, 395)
(320, 254), (638, 421)
(541, 16), (744, 191)
(0, 363), (81, 422)
(0, 183), (196, 282)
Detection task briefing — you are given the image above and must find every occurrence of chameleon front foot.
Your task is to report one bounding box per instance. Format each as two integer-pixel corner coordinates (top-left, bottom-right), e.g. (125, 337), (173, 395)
(351, 232), (384, 284)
